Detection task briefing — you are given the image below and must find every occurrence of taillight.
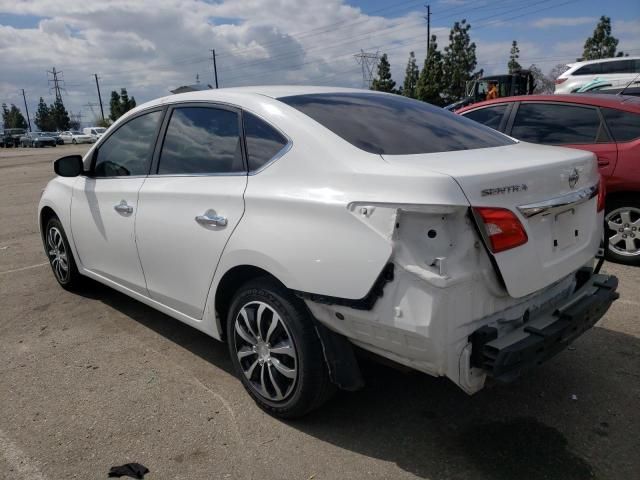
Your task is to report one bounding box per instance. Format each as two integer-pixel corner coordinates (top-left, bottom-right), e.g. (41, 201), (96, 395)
(597, 176), (606, 212)
(473, 207), (528, 253)
(555, 78), (567, 84)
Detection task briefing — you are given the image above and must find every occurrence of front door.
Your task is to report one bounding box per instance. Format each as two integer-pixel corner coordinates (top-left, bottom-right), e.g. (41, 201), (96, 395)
(70, 109), (163, 294)
(135, 105), (247, 319)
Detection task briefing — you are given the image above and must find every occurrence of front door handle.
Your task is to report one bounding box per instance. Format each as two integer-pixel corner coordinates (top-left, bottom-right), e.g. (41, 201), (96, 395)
(195, 213), (228, 227)
(114, 201), (133, 214)
(598, 159), (610, 166)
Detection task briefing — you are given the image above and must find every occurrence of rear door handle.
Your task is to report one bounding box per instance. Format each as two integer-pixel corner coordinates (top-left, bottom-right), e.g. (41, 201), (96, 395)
(598, 160), (610, 166)
(114, 201), (133, 214)
(195, 213), (228, 227)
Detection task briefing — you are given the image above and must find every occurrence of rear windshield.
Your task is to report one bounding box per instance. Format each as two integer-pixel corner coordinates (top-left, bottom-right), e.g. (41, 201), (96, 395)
(278, 92), (515, 155)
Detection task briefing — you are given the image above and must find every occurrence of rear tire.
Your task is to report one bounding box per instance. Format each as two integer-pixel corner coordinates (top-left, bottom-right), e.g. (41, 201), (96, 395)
(72, 139), (77, 144)
(605, 198), (640, 266)
(43, 217), (83, 290)
(226, 277), (334, 418)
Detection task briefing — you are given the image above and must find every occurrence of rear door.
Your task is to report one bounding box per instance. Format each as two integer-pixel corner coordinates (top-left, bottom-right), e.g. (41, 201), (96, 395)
(135, 104), (247, 319)
(507, 101), (618, 178)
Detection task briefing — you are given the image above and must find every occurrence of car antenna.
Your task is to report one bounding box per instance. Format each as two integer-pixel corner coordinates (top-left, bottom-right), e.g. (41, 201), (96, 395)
(618, 73), (640, 97)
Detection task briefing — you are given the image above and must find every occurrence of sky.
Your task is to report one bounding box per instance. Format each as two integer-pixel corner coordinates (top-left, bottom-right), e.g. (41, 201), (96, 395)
(0, 0), (639, 126)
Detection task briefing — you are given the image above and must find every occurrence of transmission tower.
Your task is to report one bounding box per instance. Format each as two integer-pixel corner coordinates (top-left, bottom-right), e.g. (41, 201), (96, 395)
(84, 102), (99, 120)
(354, 50), (380, 89)
(47, 67), (66, 101)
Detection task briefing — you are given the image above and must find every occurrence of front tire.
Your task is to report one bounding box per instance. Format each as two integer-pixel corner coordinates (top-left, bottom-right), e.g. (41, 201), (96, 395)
(226, 278), (334, 418)
(605, 198), (640, 266)
(72, 138), (77, 144)
(43, 217), (83, 289)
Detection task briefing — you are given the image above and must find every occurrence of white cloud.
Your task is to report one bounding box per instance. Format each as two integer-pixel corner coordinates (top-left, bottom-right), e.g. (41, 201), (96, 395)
(0, 0), (438, 122)
(532, 17), (595, 28)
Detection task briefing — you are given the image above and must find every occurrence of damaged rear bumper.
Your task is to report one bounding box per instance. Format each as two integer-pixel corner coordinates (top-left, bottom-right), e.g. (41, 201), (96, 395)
(471, 272), (619, 383)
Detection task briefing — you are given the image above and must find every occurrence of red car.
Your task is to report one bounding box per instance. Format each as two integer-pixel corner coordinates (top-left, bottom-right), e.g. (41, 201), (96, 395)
(458, 94), (640, 265)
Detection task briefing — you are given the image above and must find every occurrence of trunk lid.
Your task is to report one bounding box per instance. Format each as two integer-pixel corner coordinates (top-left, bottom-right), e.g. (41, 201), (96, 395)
(383, 142), (601, 298)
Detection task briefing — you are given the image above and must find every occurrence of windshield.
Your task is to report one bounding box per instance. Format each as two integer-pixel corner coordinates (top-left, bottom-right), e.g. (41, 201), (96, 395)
(278, 92), (514, 155)
(94, 128), (106, 134)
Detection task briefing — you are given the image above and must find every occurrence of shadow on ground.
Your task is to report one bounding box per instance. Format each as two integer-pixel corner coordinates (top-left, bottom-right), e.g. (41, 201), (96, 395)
(77, 280), (639, 480)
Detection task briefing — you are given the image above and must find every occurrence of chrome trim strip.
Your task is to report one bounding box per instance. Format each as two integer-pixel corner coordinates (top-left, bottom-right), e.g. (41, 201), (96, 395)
(517, 183), (599, 218)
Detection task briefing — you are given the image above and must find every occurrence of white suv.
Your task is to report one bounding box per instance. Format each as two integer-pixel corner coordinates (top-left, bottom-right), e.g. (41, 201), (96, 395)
(555, 56), (640, 94)
(39, 87), (619, 418)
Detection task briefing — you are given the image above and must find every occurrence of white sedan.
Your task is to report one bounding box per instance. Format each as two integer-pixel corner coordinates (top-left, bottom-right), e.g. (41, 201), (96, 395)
(39, 86), (618, 418)
(58, 130), (94, 144)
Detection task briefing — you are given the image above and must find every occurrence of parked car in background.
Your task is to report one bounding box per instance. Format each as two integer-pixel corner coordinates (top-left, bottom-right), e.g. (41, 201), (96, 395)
(59, 130), (94, 144)
(554, 57), (640, 94)
(19, 131), (57, 148)
(1, 128), (26, 148)
(44, 132), (65, 145)
(39, 87), (618, 418)
(83, 127), (107, 141)
(458, 94), (640, 265)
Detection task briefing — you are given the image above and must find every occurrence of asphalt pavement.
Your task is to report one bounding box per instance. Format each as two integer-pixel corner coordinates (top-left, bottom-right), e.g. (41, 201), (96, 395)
(0, 145), (638, 479)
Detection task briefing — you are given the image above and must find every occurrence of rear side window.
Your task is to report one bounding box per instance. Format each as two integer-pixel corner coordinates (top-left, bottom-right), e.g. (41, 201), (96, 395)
(93, 110), (162, 177)
(511, 103), (601, 144)
(574, 63), (601, 75)
(601, 108), (640, 142)
(158, 107), (244, 175)
(278, 93), (514, 155)
(601, 60), (636, 74)
(463, 104), (508, 130)
(243, 112), (288, 171)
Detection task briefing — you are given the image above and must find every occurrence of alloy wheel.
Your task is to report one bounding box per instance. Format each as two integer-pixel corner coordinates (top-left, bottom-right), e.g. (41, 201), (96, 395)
(233, 301), (298, 402)
(46, 226), (69, 282)
(606, 207), (640, 257)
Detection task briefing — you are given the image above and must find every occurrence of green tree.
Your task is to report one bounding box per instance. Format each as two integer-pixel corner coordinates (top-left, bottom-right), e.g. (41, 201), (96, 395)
(109, 90), (122, 121)
(371, 54), (396, 93)
(416, 35), (445, 106)
(109, 88), (137, 121)
(49, 97), (70, 131)
(402, 51), (419, 99)
(582, 16), (621, 60)
(1, 103), (28, 129)
(508, 40), (522, 73)
(34, 97), (55, 131)
(442, 19), (477, 102)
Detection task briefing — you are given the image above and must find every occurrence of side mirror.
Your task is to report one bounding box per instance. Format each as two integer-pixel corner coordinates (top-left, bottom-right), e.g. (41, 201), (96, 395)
(54, 155), (84, 177)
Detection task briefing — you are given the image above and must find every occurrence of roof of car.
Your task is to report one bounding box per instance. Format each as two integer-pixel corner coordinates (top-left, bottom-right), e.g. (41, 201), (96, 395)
(567, 55), (640, 68)
(457, 93), (640, 114)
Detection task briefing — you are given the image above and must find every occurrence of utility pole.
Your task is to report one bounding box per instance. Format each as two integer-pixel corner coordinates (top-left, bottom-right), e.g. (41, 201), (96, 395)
(424, 5), (432, 59)
(21, 89), (32, 132)
(94, 74), (105, 121)
(211, 49), (219, 89)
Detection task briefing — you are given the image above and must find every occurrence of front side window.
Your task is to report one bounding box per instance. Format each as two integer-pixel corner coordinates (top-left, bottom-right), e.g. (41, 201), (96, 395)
(93, 110), (162, 177)
(463, 104), (508, 130)
(278, 93), (514, 155)
(243, 111), (288, 171)
(601, 108), (640, 142)
(158, 107), (244, 175)
(511, 103), (601, 144)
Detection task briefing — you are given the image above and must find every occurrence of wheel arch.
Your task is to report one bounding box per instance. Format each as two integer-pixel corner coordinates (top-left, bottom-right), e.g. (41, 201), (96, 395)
(605, 190), (639, 208)
(39, 205), (58, 238)
(214, 264), (286, 342)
